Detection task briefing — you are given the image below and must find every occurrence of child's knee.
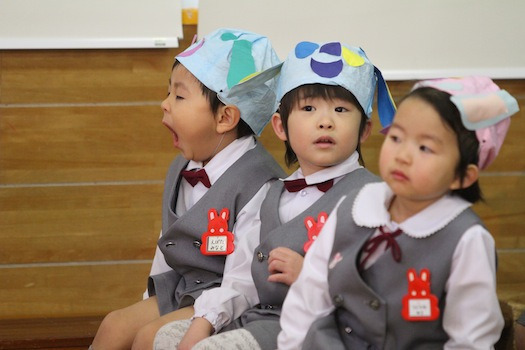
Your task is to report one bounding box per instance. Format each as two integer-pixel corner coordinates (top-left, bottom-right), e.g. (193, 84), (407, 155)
(93, 309), (130, 346)
(101, 309), (129, 332)
(132, 322), (159, 350)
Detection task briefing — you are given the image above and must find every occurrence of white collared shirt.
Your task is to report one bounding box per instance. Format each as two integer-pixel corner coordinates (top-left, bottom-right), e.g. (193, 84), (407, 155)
(277, 182), (504, 350)
(146, 136), (273, 295)
(192, 152), (363, 332)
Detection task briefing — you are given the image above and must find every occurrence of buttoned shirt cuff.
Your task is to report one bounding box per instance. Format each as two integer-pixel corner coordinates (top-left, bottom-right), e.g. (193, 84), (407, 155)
(191, 311), (223, 334)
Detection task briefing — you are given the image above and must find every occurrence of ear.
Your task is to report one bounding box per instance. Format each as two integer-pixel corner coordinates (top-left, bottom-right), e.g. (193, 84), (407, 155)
(407, 268), (415, 282)
(304, 217), (315, 230)
(420, 270), (428, 282)
(450, 164), (479, 190)
(220, 208), (229, 221)
(360, 120), (372, 143)
(271, 112), (288, 142)
(208, 208), (218, 221)
(215, 104), (241, 134)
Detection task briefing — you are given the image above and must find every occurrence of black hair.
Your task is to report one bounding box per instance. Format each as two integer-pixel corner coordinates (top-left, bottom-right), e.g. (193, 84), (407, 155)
(277, 84), (368, 168)
(171, 60), (254, 138)
(401, 87), (483, 203)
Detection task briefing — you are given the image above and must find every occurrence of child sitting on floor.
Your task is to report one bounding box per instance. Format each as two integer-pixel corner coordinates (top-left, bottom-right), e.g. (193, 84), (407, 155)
(278, 76), (519, 349)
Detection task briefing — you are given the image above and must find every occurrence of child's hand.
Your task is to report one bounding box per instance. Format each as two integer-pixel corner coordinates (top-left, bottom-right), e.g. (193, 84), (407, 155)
(178, 317), (214, 350)
(267, 247), (304, 286)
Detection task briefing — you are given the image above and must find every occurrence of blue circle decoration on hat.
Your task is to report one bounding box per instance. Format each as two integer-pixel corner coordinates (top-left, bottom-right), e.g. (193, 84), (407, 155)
(275, 41), (396, 129)
(176, 28), (281, 136)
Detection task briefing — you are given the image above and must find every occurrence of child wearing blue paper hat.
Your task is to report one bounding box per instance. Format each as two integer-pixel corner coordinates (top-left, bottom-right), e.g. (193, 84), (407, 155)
(153, 41), (396, 350)
(91, 28), (285, 350)
(277, 76), (518, 349)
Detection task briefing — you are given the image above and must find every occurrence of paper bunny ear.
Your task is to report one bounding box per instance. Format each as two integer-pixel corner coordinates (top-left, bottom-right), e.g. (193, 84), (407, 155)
(476, 117), (511, 170)
(413, 76), (520, 170)
(374, 66), (396, 132)
(450, 90), (519, 131)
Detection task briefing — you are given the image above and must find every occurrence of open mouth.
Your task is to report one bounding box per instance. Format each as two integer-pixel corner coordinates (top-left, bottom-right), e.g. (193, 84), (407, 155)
(162, 122), (179, 147)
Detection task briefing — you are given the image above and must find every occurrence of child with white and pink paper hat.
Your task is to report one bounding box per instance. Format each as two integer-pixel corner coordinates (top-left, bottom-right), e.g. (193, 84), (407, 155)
(278, 76), (519, 349)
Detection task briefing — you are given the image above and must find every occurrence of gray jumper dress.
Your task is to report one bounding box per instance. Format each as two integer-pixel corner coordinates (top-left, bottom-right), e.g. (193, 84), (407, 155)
(303, 190), (486, 350)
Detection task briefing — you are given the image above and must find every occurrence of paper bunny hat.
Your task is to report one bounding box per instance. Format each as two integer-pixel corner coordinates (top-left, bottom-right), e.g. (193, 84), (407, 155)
(413, 76), (519, 169)
(269, 41), (396, 128)
(176, 28), (281, 135)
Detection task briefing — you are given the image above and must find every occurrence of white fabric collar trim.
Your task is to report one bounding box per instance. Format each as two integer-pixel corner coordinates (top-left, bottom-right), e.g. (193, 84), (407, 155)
(186, 136), (255, 185)
(281, 151), (361, 183)
(352, 182), (472, 238)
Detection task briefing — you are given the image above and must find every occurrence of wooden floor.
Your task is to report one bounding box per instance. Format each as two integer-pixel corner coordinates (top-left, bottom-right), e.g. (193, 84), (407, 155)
(1, 24), (524, 348)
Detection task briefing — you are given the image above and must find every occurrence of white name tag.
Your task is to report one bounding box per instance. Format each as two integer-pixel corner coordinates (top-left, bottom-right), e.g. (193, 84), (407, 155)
(408, 298), (431, 317)
(206, 235), (228, 253)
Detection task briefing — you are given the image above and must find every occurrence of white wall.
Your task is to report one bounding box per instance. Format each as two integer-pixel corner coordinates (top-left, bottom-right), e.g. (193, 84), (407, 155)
(0, 0), (182, 49)
(198, 0), (525, 80)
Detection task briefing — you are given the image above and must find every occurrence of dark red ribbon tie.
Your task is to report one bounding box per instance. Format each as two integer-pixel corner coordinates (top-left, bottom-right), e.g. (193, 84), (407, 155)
(359, 227), (402, 271)
(181, 169), (211, 188)
(283, 178), (334, 193)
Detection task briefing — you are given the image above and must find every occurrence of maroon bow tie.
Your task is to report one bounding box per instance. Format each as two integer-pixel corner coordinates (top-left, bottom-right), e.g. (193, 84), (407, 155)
(283, 178), (334, 193)
(181, 169), (211, 188)
(359, 227), (402, 271)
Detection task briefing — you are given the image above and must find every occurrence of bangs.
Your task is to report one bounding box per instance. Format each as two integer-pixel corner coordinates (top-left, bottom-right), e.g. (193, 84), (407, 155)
(280, 84), (363, 116)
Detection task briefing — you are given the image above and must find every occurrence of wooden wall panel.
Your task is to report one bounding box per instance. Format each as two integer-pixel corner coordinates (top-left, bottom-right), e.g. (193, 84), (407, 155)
(0, 24), (524, 319)
(498, 251), (525, 285)
(0, 105), (175, 184)
(0, 26), (195, 105)
(0, 263), (150, 319)
(474, 176), (525, 249)
(0, 184), (162, 264)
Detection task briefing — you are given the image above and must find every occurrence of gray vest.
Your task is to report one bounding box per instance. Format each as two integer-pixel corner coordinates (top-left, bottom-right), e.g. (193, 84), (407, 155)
(155, 141), (285, 309)
(231, 169), (378, 350)
(304, 192), (486, 350)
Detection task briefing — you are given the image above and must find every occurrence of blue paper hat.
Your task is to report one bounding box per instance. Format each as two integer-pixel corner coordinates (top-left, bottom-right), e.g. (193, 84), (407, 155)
(176, 28), (281, 135)
(275, 41), (396, 128)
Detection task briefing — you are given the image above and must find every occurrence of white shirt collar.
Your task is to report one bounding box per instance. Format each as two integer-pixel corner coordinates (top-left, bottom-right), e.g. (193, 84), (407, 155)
(282, 151), (362, 184)
(353, 182), (472, 238)
(186, 136), (255, 185)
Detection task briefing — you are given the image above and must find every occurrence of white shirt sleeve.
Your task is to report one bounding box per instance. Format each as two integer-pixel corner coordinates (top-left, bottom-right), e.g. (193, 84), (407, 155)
(277, 199), (344, 350)
(443, 225), (504, 349)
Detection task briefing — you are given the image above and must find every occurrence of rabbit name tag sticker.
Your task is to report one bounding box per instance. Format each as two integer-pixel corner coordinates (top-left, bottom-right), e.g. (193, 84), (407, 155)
(401, 268), (440, 321)
(201, 208), (234, 256)
(303, 212), (328, 253)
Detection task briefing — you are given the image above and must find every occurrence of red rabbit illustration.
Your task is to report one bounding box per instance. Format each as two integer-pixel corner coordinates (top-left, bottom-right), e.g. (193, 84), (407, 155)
(303, 212), (328, 253)
(200, 208), (234, 256)
(401, 268), (440, 321)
